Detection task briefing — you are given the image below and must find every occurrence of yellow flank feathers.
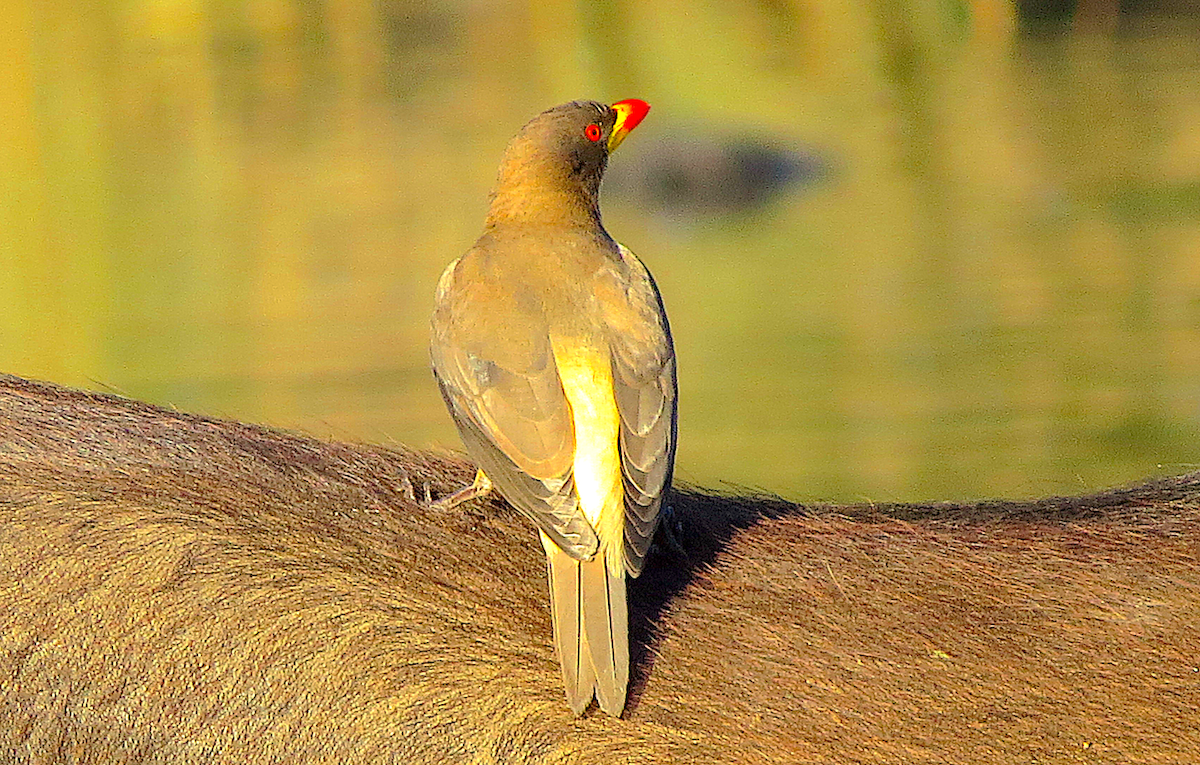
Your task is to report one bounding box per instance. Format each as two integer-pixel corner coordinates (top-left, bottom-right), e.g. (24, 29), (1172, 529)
(550, 337), (625, 574)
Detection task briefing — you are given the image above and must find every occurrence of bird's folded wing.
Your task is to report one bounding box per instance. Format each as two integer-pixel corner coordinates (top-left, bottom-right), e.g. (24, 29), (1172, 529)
(431, 258), (599, 560)
(607, 245), (678, 577)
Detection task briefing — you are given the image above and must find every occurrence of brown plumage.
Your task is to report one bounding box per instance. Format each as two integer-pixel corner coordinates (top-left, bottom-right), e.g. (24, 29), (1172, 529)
(430, 99), (675, 716)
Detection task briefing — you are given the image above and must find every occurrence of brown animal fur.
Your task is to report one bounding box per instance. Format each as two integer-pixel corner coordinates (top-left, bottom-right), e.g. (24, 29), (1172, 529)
(2, 373), (1198, 763)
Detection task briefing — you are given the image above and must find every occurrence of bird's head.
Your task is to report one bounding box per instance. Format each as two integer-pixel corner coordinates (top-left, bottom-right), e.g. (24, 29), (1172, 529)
(488, 99), (650, 226)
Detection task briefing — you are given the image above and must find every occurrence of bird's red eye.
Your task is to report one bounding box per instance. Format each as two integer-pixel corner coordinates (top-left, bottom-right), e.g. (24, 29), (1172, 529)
(584, 124), (602, 142)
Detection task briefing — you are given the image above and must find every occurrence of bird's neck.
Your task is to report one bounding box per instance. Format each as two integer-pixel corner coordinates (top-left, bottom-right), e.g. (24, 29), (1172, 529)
(484, 154), (604, 229)
(485, 188), (602, 229)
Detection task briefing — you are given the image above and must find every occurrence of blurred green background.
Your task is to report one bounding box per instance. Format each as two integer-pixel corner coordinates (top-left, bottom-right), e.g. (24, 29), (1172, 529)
(2, 0), (1199, 502)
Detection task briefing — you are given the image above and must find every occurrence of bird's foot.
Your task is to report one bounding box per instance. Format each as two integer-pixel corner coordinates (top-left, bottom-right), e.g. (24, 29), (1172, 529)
(654, 501), (689, 562)
(428, 469), (493, 512)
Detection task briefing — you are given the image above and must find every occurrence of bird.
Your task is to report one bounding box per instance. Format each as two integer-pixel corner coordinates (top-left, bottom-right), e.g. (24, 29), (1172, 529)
(429, 99), (677, 717)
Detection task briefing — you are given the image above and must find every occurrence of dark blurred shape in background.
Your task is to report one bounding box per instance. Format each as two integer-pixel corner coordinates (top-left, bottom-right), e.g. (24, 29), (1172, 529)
(607, 130), (830, 221)
(1018, 0), (1200, 30)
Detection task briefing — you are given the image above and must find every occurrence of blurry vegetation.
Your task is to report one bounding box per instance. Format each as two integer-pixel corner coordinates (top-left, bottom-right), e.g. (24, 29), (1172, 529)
(1, 0), (1199, 501)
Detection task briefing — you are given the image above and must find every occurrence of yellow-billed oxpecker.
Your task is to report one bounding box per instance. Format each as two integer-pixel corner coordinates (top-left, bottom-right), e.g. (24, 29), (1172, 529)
(429, 99), (676, 716)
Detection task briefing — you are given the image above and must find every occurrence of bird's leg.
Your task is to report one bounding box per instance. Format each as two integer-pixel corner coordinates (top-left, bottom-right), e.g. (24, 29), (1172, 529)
(428, 469), (493, 511)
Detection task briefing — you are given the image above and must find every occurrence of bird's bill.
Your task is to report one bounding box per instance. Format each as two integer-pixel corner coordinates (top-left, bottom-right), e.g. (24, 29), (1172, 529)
(608, 99), (650, 152)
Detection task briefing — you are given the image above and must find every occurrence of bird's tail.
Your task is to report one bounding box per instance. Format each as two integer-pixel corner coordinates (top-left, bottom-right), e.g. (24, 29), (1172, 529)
(541, 532), (628, 716)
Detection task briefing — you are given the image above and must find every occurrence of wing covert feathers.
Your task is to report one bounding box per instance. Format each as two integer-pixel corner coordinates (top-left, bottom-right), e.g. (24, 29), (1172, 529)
(431, 257), (600, 559)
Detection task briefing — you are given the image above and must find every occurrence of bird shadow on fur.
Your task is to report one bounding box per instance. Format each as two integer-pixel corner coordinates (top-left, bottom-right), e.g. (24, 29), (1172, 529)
(624, 485), (855, 710)
(622, 468), (1200, 712)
